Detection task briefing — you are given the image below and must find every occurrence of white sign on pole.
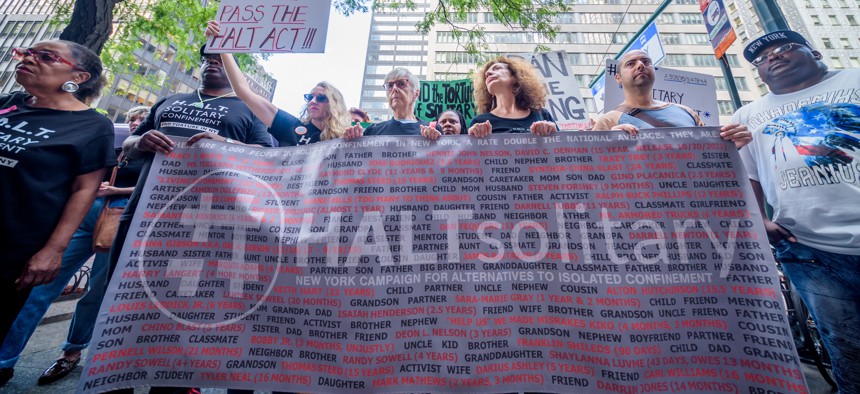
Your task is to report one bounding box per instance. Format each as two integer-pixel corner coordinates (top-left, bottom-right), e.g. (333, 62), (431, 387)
(207, 0), (331, 53)
(603, 59), (720, 126)
(508, 51), (591, 130)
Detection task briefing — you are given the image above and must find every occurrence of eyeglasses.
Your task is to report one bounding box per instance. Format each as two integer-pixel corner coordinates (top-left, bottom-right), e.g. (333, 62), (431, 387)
(303, 93), (328, 103)
(12, 47), (80, 69)
(383, 79), (410, 91)
(751, 43), (805, 66)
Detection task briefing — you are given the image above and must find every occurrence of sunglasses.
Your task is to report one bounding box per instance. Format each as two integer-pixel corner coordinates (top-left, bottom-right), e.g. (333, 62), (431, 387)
(383, 79), (410, 91)
(751, 43), (805, 66)
(12, 47), (80, 70)
(303, 93), (328, 103)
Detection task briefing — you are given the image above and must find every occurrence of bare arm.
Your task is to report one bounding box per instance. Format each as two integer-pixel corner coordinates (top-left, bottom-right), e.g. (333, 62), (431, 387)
(750, 179), (796, 244)
(17, 168), (106, 290)
(206, 21), (277, 127)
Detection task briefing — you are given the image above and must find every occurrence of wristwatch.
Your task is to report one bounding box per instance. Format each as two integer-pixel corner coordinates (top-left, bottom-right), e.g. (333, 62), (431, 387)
(224, 138), (235, 144)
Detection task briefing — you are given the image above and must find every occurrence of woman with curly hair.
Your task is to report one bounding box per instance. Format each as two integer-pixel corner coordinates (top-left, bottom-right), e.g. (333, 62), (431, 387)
(468, 56), (557, 137)
(206, 21), (348, 146)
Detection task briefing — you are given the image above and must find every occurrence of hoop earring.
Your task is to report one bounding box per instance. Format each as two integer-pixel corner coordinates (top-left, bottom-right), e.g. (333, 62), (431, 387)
(62, 81), (79, 93)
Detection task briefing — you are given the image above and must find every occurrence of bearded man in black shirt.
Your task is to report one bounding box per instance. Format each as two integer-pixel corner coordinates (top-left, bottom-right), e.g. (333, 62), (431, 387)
(101, 48), (273, 394)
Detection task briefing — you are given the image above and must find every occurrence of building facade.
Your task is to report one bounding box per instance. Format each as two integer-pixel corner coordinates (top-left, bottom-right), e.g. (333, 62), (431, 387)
(360, 0), (860, 124)
(358, 1), (432, 121)
(0, 0), (277, 122)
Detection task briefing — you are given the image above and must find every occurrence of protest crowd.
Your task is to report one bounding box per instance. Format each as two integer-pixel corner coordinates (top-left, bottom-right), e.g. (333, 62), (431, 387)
(0, 16), (857, 394)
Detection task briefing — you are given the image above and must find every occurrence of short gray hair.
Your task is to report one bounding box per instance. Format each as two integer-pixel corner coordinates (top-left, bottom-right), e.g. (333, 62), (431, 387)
(125, 105), (151, 122)
(385, 67), (420, 93)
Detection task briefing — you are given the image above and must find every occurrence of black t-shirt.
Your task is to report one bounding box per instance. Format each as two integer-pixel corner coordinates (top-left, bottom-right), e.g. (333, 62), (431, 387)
(122, 93), (273, 220)
(269, 109), (322, 147)
(364, 119), (428, 136)
(469, 108), (556, 134)
(0, 92), (116, 273)
(105, 148), (145, 189)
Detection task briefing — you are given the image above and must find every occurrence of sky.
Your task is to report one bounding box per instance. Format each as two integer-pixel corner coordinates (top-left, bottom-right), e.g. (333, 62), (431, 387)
(259, 8), (372, 116)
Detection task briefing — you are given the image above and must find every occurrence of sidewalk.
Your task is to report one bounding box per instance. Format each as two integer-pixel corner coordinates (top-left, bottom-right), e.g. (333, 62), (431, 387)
(1, 317), (839, 393)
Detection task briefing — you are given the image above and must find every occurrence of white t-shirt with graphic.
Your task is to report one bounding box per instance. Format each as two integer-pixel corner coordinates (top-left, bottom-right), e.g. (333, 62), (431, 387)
(734, 68), (860, 255)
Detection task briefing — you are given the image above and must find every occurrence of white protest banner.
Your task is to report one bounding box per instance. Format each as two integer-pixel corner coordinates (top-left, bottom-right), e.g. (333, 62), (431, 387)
(508, 51), (590, 130)
(207, 0), (331, 53)
(603, 59), (720, 126)
(79, 132), (807, 393)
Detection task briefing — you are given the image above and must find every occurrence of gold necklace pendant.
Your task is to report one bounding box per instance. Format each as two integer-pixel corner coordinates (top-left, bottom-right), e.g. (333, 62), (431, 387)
(193, 90), (234, 109)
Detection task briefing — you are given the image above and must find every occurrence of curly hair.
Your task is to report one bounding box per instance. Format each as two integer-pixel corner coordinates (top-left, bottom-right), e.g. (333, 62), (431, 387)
(62, 40), (106, 103)
(473, 56), (548, 115)
(300, 81), (348, 140)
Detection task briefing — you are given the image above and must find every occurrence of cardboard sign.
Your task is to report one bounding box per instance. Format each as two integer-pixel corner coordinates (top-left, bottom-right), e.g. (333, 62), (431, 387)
(415, 79), (475, 125)
(509, 51), (590, 130)
(207, 0), (331, 53)
(603, 59), (720, 126)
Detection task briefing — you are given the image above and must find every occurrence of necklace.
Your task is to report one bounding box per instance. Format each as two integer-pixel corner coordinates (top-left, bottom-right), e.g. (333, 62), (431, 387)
(192, 89), (235, 108)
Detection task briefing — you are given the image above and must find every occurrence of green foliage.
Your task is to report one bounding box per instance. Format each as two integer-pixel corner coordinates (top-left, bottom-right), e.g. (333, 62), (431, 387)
(58, 0), (570, 91)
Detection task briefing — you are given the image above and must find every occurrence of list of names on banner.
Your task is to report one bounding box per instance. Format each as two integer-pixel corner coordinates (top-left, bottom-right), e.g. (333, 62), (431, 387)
(81, 129), (805, 394)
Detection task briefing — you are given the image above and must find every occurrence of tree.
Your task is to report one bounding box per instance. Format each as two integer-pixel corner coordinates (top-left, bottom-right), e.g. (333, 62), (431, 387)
(60, 0), (572, 57)
(58, 0), (123, 55)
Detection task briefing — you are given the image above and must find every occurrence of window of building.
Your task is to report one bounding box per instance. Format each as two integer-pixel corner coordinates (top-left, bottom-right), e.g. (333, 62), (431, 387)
(715, 77), (727, 91)
(841, 38), (853, 48)
(661, 54), (688, 67)
(584, 98), (597, 113)
(811, 15), (822, 25)
(733, 16), (743, 27)
(662, 33), (680, 45)
(822, 38), (834, 48)
(728, 2), (737, 13)
(685, 33), (710, 45)
(692, 54), (719, 67)
(847, 15), (858, 25)
(836, 0), (848, 6)
(659, 13), (676, 24)
(822, 0), (831, 6)
(680, 13), (702, 24)
(804, 0), (813, 8)
(717, 101), (734, 116)
(849, 57), (860, 67)
(725, 54), (740, 67)
(830, 57), (844, 68)
(828, 15), (840, 25)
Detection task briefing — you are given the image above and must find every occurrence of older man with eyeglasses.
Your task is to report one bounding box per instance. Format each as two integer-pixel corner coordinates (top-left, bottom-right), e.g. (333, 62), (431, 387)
(344, 68), (429, 139)
(733, 29), (860, 393)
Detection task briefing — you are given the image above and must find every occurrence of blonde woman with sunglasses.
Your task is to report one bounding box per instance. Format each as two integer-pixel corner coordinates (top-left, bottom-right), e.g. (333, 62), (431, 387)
(205, 21), (348, 146)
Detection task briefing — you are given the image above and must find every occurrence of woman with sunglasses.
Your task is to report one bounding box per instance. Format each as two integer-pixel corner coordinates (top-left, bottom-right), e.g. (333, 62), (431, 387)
(0, 41), (115, 373)
(468, 56), (557, 137)
(205, 21), (348, 146)
(344, 68), (428, 139)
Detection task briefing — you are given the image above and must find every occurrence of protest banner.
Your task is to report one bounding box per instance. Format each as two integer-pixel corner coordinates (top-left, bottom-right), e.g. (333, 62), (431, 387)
(415, 79), (475, 125)
(509, 51), (591, 130)
(80, 132), (806, 393)
(603, 59), (721, 126)
(206, 0), (331, 53)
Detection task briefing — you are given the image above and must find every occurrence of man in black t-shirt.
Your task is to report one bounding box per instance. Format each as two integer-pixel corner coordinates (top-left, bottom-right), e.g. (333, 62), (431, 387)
(102, 47), (273, 394)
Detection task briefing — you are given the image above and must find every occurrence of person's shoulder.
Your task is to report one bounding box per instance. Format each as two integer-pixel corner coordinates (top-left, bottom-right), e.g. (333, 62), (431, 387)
(0, 91), (26, 105)
(470, 113), (492, 125)
(592, 111), (622, 130)
(364, 120), (389, 135)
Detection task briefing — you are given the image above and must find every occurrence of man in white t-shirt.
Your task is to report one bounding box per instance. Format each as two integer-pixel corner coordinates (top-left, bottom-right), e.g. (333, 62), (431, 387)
(733, 30), (860, 393)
